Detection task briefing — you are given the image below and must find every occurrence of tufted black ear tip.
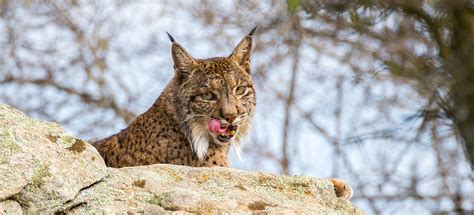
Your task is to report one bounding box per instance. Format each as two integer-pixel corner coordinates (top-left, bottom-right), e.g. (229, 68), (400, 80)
(248, 26), (258, 36)
(166, 32), (175, 43)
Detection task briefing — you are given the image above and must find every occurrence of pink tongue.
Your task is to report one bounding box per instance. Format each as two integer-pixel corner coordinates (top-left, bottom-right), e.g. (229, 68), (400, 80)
(208, 119), (227, 134)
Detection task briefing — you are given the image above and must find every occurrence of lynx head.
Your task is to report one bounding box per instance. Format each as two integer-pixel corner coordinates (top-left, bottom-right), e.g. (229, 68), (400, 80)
(168, 27), (257, 160)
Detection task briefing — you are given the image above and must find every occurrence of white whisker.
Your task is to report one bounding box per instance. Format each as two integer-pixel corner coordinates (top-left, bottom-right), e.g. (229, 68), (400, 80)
(231, 121), (253, 162)
(231, 140), (243, 161)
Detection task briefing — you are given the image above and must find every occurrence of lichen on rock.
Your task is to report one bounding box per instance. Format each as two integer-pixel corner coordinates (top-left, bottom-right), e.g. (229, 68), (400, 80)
(0, 103), (364, 214)
(0, 104), (107, 214)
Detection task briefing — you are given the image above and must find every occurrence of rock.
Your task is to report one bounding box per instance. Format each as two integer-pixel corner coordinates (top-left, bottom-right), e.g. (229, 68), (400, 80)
(0, 200), (23, 215)
(0, 104), (107, 214)
(0, 104), (364, 214)
(60, 165), (363, 214)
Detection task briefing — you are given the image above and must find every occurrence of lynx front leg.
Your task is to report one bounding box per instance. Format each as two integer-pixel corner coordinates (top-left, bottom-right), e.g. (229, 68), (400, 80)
(329, 178), (353, 199)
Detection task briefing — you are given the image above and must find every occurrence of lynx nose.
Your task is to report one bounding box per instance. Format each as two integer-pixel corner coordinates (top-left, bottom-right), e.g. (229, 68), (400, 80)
(220, 101), (239, 123)
(223, 114), (237, 123)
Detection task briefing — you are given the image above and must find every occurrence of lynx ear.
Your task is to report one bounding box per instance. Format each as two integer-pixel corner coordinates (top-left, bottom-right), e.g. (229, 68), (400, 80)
(168, 33), (196, 81)
(229, 26), (257, 74)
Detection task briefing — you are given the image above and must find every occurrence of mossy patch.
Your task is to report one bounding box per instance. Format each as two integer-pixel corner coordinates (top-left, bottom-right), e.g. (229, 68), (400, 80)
(155, 166), (183, 181)
(56, 135), (77, 149)
(31, 160), (52, 187)
(0, 129), (23, 164)
(94, 185), (127, 206)
(197, 174), (210, 183)
(67, 139), (87, 153)
(202, 180), (230, 201)
(46, 134), (59, 143)
(20, 160), (57, 212)
(256, 175), (308, 196)
(334, 198), (359, 213)
(252, 174), (337, 207)
(151, 190), (175, 207)
(0, 104), (26, 118)
(132, 191), (165, 206)
(315, 180), (332, 190)
(248, 200), (274, 211)
(132, 179), (146, 188)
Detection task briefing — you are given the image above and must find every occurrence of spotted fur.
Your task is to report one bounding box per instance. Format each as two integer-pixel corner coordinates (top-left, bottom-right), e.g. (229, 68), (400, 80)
(92, 31), (256, 168)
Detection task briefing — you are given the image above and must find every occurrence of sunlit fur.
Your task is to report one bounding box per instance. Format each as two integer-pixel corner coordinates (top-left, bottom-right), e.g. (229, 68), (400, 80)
(93, 33), (255, 168)
(174, 58), (256, 160)
(189, 116), (252, 160)
(190, 123), (210, 160)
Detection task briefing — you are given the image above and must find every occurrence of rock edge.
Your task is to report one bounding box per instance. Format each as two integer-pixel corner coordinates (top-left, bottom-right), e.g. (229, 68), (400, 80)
(0, 104), (363, 214)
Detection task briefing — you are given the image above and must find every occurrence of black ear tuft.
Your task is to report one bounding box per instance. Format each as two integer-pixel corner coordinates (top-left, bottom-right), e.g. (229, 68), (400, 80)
(166, 32), (175, 43)
(248, 26), (258, 36)
(229, 28), (255, 74)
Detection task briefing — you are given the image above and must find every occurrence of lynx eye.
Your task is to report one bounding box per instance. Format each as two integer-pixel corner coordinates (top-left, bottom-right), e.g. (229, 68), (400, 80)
(235, 86), (247, 95)
(201, 92), (217, 101)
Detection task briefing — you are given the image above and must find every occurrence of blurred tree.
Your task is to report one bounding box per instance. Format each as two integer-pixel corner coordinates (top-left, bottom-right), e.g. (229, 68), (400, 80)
(1, 0), (473, 214)
(298, 0), (474, 171)
(0, 0), (169, 137)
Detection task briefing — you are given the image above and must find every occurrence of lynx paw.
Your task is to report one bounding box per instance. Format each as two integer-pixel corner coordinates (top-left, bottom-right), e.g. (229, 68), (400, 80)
(329, 178), (353, 199)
